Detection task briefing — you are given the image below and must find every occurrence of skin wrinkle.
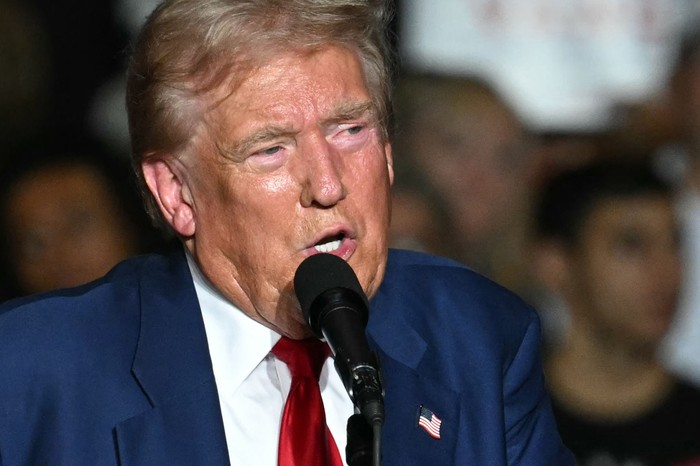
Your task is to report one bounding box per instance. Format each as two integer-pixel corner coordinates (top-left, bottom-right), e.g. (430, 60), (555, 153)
(215, 95), (377, 165)
(146, 45), (393, 338)
(203, 45), (382, 160)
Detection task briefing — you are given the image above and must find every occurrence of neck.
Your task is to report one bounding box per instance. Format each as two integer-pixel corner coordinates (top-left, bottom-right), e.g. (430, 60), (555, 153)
(546, 324), (674, 421)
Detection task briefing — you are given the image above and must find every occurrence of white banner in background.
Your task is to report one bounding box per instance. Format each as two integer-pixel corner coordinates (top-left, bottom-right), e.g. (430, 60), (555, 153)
(400, 0), (694, 132)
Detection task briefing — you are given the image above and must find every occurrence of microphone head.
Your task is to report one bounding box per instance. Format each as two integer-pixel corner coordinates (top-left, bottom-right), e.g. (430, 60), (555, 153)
(294, 253), (369, 332)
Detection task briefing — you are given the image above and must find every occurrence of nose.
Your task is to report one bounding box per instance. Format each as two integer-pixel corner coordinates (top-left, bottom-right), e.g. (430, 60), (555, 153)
(298, 135), (346, 208)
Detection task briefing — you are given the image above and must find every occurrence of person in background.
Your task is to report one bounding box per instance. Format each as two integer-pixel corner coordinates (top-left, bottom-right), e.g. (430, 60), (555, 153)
(388, 169), (458, 258)
(0, 142), (174, 299)
(532, 156), (700, 466)
(0, 0), (572, 464)
(391, 72), (540, 297)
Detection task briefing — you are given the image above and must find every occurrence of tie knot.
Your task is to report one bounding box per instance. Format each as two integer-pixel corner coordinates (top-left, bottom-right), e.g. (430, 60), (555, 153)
(272, 337), (330, 380)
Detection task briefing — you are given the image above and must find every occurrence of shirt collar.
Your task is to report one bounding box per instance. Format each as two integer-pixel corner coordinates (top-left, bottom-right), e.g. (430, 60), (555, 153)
(185, 252), (281, 396)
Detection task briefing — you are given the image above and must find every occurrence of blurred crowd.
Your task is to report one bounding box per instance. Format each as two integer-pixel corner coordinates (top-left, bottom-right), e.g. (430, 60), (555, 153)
(0, 0), (169, 300)
(2, 0), (700, 464)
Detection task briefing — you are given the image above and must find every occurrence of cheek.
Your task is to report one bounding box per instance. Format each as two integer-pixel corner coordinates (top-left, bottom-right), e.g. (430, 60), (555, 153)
(203, 170), (289, 215)
(343, 149), (390, 198)
(362, 173), (392, 226)
(218, 178), (302, 242)
(259, 174), (298, 195)
(585, 258), (642, 312)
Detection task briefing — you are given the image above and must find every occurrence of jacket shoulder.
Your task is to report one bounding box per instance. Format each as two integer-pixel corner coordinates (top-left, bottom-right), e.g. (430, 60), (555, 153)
(377, 249), (539, 356)
(382, 249), (535, 321)
(0, 253), (186, 374)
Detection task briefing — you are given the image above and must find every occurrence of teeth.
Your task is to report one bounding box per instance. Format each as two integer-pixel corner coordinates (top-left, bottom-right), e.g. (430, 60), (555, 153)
(314, 239), (342, 253)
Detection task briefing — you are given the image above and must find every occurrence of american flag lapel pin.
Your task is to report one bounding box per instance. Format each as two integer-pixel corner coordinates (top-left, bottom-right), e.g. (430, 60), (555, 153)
(417, 405), (442, 439)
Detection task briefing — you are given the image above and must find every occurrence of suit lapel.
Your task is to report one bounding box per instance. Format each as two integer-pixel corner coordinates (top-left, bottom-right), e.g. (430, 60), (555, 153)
(114, 253), (229, 465)
(368, 264), (461, 465)
(379, 358), (462, 466)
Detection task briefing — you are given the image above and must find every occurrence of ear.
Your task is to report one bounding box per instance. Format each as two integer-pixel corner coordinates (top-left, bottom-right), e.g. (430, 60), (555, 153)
(532, 240), (570, 294)
(385, 142), (394, 186)
(141, 157), (196, 237)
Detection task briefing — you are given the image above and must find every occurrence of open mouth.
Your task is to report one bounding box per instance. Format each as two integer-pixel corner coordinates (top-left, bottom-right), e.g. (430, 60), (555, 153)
(313, 233), (345, 253)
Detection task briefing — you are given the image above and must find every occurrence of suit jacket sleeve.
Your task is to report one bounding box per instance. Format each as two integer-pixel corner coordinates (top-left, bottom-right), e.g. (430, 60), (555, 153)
(502, 311), (572, 464)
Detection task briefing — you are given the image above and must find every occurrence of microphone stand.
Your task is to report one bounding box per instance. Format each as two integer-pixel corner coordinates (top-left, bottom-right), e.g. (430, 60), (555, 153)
(346, 413), (379, 466)
(338, 354), (383, 466)
(371, 420), (382, 466)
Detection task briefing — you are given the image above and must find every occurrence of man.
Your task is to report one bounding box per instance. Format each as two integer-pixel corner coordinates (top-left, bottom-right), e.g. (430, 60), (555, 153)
(0, 0), (571, 464)
(391, 73), (539, 297)
(532, 157), (700, 465)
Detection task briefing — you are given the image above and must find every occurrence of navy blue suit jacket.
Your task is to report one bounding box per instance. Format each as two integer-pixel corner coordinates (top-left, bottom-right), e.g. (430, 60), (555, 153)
(0, 249), (572, 465)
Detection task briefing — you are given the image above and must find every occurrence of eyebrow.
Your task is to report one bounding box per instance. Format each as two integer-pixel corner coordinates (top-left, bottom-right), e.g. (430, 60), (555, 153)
(219, 100), (377, 161)
(323, 100), (376, 125)
(219, 125), (297, 162)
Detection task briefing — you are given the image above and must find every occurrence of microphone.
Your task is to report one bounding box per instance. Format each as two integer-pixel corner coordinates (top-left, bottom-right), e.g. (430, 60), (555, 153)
(293, 253), (385, 428)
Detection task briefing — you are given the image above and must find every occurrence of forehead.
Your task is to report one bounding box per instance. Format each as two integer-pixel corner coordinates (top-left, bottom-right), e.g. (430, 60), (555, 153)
(582, 195), (675, 237)
(206, 46), (372, 130)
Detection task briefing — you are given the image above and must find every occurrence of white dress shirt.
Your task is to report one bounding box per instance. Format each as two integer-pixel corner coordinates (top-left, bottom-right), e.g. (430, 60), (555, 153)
(186, 254), (355, 466)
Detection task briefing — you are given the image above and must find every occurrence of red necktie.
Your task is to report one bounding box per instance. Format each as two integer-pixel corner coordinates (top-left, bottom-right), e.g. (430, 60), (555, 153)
(272, 336), (344, 466)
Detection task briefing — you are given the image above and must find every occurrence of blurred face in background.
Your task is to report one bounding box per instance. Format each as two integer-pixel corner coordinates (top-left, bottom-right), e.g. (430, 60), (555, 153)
(561, 195), (682, 351)
(4, 163), (138, 294)
(389, 188), (452, 256)
(407, 90), (535, 247)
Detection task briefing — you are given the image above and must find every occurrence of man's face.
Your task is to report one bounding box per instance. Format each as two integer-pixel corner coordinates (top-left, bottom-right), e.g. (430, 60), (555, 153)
(152, 46), (393, 338)
(564, 196), (681, 350)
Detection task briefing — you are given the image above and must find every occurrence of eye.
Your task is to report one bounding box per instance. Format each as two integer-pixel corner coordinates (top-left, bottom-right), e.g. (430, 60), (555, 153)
(346, 125), (364, 135)
(612, 230), (649, 260)
(246, 143), (288, 172)
(260, 146), (282, 156)
(618, 233), (645, 251)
